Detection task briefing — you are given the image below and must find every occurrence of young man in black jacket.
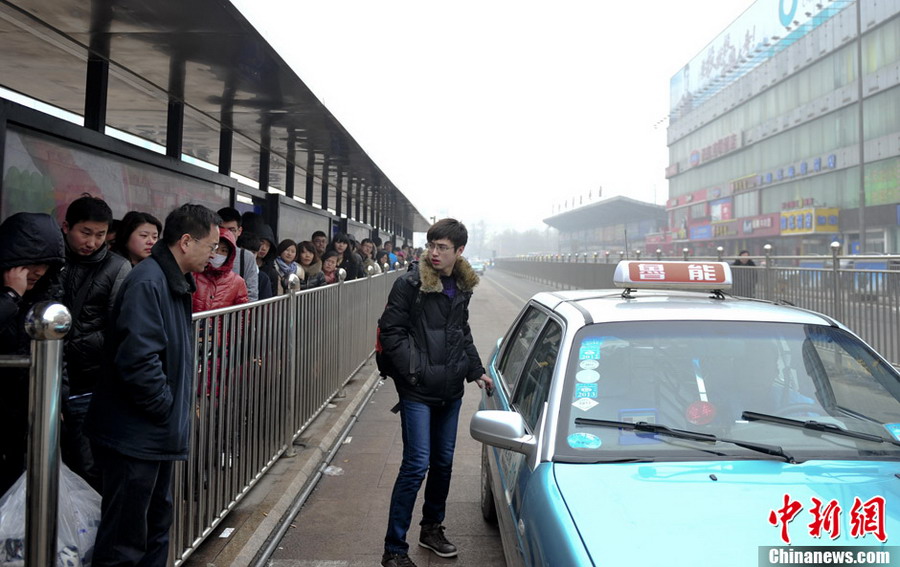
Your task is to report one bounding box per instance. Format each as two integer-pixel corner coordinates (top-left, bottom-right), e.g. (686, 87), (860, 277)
(87, 204), (221, 567)
(60, 195), (130, 489)
(378, 218), (493, 567)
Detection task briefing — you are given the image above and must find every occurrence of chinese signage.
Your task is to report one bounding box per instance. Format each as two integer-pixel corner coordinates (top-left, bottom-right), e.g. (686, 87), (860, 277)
(628, 262), (728, 284)
(741, 213), (781, 237)
(688, 134), (741, 167)
(780, 207), (840, 235)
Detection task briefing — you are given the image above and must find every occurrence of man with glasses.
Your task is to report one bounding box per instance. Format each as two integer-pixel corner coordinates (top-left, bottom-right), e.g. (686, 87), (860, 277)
(87, 204), (221, 567)
(378, 218), (493, 567)
(217, 207), (259, 301)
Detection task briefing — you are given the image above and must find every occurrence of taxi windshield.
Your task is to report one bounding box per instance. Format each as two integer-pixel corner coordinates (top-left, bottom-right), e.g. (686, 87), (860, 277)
(556, 320), (900, 463)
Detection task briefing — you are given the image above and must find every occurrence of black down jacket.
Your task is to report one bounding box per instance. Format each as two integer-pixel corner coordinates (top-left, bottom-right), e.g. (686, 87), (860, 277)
(60, 240), (130, 395)
(0, 212), (66, 494)
(378, 257), (485, 406)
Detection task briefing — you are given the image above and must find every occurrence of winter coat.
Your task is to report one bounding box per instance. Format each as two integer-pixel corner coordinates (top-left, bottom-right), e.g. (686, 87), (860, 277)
(86, 241), (197, 460)
(0, 213), (66, 494)
(256, 224), (278, 298)
(378, 257), (485, 405)
(193, 228), (249, 312)
(299, 258), (326, 290)
(338, 254), (363, 281)
(60, 239), (131, 395)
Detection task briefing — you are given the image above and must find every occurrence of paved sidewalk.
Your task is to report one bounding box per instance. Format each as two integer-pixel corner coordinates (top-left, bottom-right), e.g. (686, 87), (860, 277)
(269, 363), (504, 567)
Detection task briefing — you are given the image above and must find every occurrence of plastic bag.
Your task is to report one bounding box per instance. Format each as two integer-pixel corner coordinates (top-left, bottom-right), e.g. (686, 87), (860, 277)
(0, 463), (101, 567)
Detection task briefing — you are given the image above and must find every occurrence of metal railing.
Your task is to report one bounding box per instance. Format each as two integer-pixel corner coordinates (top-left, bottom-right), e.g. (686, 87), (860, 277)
(495, 248), (900, 366)
(171, 269), (402, 564)
(1, 270), (404, 566)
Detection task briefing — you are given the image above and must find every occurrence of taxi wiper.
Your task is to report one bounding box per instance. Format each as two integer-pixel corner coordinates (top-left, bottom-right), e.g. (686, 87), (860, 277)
(741, 411), (900, 447)
(574, 418), (796, 463)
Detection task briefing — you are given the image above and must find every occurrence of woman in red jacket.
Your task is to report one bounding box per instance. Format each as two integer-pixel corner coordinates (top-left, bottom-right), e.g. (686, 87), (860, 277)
(193, 227), (249, 312)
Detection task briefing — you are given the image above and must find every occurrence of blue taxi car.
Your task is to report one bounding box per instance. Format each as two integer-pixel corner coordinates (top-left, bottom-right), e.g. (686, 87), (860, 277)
(471, 261), (900, 566)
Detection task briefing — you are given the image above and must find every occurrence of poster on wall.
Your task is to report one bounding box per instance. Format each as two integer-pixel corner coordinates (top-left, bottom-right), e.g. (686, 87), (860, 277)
(2, 126), (230, 222)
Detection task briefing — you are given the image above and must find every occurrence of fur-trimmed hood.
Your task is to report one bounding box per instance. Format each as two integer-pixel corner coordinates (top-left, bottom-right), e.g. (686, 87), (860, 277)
(418, 256), (479, 294)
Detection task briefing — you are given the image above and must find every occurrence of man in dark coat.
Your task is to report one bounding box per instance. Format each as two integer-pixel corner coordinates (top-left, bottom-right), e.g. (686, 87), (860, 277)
(0, 212), (66, 495)
(86, 204), (221, 567)
(378, 218), (492, 567)
(60, 195), (130, 489)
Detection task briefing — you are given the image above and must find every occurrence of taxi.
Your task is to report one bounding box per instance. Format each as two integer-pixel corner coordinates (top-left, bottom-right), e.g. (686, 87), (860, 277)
(471, 261), (900, 567)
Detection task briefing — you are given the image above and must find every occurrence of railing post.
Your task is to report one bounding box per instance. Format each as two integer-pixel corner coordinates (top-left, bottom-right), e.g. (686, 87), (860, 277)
(24, 301), (71, 567)
(763, 244), (773, 299)
(336, 268), (348, 398)
(604, 251), (610, 264)
(830, 241), (843, 321)
(682, 247), (689, 261)
(283, 273), (301, 457)
(634, 250), (641, 260)
(656, 249), (662, 261)
(716, 246), (724, 262)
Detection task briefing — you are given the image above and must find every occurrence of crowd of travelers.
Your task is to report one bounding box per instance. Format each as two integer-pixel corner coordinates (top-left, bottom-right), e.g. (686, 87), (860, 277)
(0, 194), (419, 566)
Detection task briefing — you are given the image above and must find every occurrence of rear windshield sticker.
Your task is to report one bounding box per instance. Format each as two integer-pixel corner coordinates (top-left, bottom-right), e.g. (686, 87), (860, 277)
(568, 432), (602, 449)
(575, 383), (598, 399)
(580, 360), (599, 370)
(579, 340), (602, 360)
(576, 369), (600, 383)
(885, 423), (900, 441)
(572, 398), (599, 412)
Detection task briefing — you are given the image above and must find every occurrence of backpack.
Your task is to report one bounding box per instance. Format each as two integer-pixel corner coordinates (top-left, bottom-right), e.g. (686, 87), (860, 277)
(375, 287), (423, 381)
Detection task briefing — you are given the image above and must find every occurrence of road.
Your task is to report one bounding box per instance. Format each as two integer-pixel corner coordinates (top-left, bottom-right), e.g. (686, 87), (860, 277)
(267, 268), (556, 567)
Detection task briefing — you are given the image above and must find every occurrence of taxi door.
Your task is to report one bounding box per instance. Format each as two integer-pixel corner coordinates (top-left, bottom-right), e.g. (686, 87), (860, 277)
(505, 320), (562, 566)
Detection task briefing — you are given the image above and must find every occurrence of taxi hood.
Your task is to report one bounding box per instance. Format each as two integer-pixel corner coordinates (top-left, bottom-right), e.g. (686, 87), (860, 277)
(552, 460), (900, 566)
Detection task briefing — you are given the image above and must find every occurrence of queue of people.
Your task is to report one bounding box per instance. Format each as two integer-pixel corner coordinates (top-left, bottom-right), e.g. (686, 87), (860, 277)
(0, 194), (418, 566)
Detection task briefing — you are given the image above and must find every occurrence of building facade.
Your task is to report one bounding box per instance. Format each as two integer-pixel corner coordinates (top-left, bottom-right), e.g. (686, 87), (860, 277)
(663, 0), (900, 257)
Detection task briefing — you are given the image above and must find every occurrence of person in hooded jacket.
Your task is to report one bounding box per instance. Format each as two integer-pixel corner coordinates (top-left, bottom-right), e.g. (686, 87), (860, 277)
(192, 227), (249, 312)
(60, 195), (131, 490)
(0, 212), (66, 496)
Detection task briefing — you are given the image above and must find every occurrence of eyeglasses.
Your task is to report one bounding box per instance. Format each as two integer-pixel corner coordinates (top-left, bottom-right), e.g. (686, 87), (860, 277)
(192, 237), (219, 253)
(426, 242), (454, 253)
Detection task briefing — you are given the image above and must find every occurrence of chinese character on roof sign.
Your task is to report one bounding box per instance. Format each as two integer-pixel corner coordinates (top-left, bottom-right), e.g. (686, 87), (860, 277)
(637, 263), (666, 280)
(688, 264), (717, 281)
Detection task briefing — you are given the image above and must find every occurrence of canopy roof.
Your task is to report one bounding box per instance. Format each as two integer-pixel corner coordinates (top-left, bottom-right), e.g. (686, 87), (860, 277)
(0, 0), (430, 232)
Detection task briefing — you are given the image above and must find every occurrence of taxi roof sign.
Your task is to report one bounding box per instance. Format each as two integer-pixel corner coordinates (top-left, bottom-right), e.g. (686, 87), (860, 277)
(613, 261), (733, 291)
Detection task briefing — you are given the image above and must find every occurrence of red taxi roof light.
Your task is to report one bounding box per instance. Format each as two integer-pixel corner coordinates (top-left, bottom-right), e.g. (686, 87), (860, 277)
(613, 261), (733, 292)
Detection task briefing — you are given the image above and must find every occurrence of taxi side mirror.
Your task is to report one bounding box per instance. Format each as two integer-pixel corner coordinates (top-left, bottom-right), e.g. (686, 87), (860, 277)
(470, 410), (536, 459)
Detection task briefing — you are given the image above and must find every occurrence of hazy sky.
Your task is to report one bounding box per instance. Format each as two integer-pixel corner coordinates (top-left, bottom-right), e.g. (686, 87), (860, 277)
(230, 0), (755, 232)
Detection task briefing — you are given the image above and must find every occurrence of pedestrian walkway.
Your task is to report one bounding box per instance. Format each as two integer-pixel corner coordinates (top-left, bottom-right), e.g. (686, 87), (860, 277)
(268, 368), (504, 567)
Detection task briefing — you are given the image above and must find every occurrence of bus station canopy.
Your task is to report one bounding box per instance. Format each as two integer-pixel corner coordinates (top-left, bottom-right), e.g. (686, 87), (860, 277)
(0, 0), (430, 232)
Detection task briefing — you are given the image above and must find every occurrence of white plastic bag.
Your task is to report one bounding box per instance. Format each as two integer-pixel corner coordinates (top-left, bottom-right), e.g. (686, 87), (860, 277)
(0, 463), (101, 567)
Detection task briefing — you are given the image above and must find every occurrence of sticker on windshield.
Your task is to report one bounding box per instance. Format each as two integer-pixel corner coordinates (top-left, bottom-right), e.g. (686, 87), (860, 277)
(575, 383), (598, 399)
(567, 433), (601, 449)
(579, 360), (600, 370)
(578, 339), (602, 360)
(572, 398), (599, 412)
(576, 369), (600, 383)
(884, 423), (900, 441)
(618, 408), (659, 445)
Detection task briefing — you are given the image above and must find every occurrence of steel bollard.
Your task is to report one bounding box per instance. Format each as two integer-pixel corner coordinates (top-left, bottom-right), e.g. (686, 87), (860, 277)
(25, 301), (71, 567)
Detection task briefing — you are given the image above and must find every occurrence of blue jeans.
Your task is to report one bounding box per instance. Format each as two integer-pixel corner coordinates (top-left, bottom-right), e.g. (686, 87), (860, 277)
(384, 398), (462, 554)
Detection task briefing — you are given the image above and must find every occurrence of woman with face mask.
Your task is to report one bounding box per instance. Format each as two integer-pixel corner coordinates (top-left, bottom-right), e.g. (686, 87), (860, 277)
(192, 227), (249, 313)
